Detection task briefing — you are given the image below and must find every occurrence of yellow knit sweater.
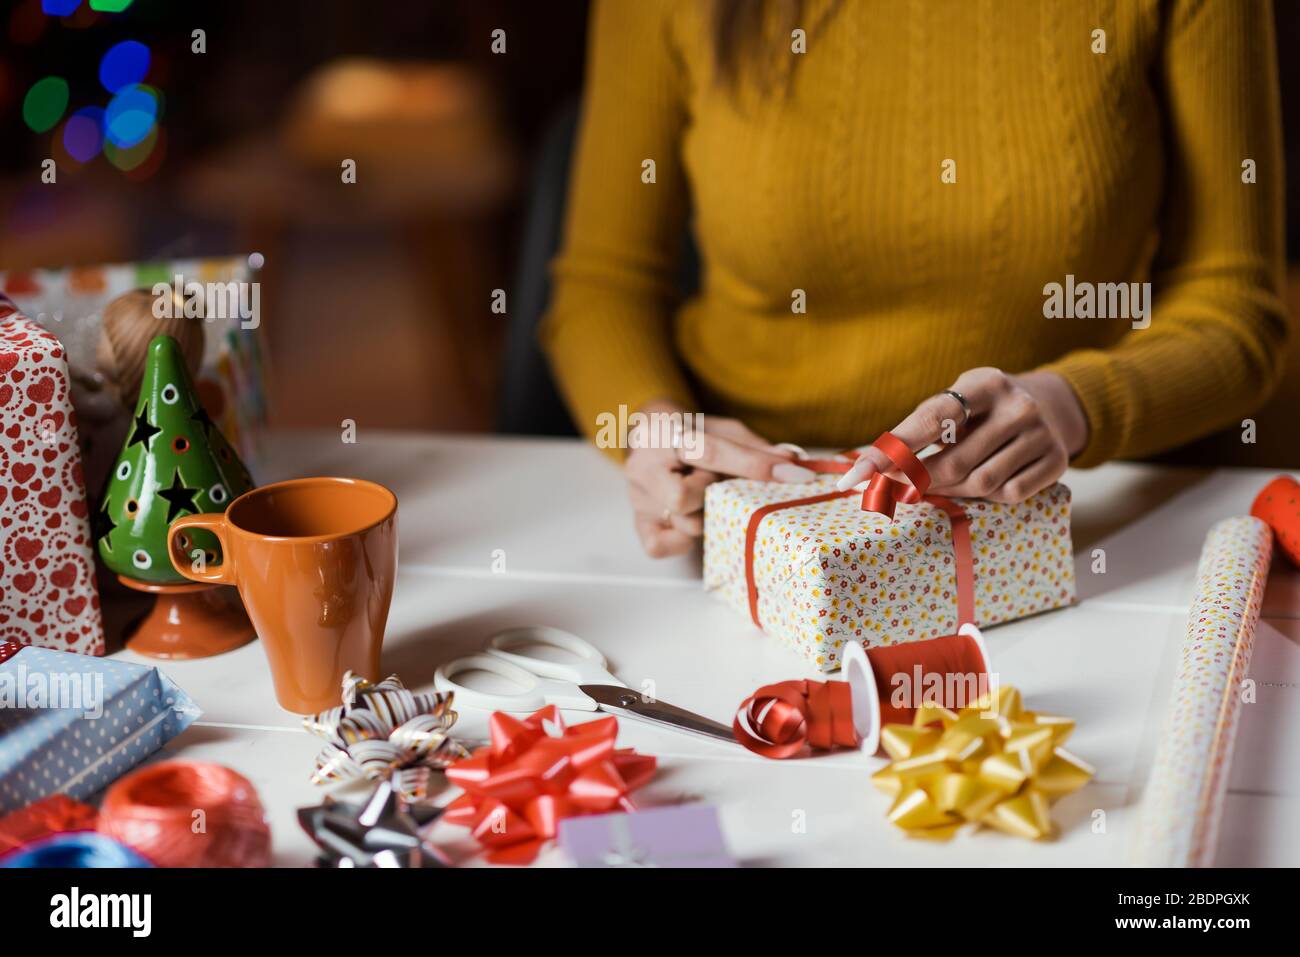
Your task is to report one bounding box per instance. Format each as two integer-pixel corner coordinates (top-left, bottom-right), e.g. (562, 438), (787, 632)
(540, 0), (1288, 467)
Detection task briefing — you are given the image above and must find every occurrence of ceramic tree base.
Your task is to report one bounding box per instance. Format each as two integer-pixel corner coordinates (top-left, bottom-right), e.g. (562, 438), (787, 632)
(117, 575), (255, 659)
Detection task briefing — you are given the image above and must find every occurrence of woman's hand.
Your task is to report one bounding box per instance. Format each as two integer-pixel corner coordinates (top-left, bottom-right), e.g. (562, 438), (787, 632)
(837, 368), (1088, 504)
(626, 401), (813, 557)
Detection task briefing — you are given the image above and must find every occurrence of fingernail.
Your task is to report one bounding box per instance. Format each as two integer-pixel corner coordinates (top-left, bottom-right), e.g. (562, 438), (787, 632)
(835, 460), (871, 491)
(772, 462), (816, 484)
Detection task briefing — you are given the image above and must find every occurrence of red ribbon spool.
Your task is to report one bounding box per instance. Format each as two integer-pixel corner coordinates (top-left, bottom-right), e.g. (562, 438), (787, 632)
(733, 625), (992, 758)
(97, 761), (271, 868)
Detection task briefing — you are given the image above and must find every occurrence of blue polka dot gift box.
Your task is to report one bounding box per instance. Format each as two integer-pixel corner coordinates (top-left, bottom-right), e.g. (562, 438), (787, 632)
(0, 646), (200, 814)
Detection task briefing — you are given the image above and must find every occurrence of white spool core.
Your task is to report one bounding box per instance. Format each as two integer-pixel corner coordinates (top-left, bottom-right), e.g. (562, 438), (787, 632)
(841, 640), (880, 755)
(958, 622), (993, 676)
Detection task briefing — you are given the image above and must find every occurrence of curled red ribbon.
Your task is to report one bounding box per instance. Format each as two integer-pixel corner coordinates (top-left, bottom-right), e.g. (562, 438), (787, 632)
(733, 679), (857, 758)
(443, 705), (656, 864)
(744, 432), (974, 633)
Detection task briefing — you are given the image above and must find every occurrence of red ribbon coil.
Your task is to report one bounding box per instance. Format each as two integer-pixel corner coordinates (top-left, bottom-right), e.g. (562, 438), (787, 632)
(733, 679), (857, 759)
(97, 761), (271, 868)
(443, 705), (656, 864)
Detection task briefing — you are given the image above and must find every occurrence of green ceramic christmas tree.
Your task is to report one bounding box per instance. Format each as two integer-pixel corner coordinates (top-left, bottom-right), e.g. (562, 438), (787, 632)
(97, 334), (254, 584)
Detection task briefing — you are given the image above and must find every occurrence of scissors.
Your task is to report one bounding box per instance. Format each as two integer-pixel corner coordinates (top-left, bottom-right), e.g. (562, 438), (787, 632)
(433, 626), (736, 746)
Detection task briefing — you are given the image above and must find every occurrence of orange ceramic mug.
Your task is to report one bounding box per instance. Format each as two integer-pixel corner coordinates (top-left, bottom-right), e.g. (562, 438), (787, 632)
(167, 477), (398, 714)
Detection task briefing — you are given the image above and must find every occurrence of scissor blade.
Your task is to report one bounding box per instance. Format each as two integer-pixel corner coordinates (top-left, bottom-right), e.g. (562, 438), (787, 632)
(580, 685), (737, 745)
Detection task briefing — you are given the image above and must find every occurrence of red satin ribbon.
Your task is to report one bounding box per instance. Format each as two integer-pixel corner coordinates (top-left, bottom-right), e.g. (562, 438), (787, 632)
(733, 679), (858, 758)
(443, 705), (656, 865)
(744, 432), (975, 632)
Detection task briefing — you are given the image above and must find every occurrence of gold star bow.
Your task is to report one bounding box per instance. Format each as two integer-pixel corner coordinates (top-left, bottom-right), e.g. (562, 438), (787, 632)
(871, 686), (1094, 840)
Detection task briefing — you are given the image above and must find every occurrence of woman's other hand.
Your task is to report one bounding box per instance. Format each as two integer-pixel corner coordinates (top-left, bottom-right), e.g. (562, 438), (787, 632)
(836, 368), (1088, 504)
(625, 402), (813, 557)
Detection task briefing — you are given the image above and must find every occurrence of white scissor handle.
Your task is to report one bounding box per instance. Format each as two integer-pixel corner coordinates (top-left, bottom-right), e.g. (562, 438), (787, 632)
(434, 654), (597, 713)
(485, 626), (624, 687)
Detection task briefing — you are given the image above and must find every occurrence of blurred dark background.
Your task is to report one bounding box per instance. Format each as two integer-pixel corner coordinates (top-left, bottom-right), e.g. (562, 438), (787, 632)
(1, 0), (1297, 464)
(1, 0), (590, 433)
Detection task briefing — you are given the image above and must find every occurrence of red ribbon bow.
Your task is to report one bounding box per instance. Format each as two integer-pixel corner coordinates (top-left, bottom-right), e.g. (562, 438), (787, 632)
(733, 679), (858, 759)
(443, 705), (657, 864)
(857, 432), (929, 518)
(745, 432), (974, 633)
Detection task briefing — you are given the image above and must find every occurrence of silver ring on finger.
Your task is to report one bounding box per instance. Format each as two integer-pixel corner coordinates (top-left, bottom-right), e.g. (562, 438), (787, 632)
(941, 389), (971, 427)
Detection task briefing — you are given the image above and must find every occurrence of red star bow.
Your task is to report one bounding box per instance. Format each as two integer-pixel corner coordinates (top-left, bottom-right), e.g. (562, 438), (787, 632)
(443, 705), (656, 864)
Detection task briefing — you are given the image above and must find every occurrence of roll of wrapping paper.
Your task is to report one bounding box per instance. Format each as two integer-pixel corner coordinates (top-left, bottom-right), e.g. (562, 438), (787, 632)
(1134, 516), (1272, 867)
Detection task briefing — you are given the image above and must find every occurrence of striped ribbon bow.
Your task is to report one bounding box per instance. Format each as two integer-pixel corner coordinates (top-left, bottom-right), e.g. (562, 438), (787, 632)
(304, 672), (469, 803)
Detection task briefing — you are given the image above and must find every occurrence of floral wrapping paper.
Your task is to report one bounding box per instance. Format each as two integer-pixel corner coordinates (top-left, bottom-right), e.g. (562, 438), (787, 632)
(1134, 516), (1272, 867)
(703, 478), (1075, 671)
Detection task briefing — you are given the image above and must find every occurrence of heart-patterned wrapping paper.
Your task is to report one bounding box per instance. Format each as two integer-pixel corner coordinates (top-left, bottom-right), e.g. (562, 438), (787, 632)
(703, 478), (1075, 671)
(0, 298), (105, 654)
(1133, 516), (1272, 867)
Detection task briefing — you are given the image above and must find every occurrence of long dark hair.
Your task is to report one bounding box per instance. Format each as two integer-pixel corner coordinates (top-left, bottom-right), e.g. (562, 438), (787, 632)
(711, 0), (809, 91)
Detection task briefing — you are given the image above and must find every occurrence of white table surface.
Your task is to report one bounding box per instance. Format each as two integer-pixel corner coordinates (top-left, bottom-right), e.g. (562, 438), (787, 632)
(117, 430), (1300, 867)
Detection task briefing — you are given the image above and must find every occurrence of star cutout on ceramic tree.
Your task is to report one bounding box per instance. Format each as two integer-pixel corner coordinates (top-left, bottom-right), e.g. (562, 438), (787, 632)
(92, 503), (118, 550)
(190, 407), (217, 440)
(156, 468), (200, 524)
(127, 409), (162, 449)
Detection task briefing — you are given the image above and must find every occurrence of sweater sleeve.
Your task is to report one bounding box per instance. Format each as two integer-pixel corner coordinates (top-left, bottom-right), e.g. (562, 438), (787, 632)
(1042, 0), (1289, 467)
(538, 0), (698, 448)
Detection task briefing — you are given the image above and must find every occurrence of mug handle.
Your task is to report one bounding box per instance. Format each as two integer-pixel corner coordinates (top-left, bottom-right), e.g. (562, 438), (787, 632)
(167, 513), (236, 586)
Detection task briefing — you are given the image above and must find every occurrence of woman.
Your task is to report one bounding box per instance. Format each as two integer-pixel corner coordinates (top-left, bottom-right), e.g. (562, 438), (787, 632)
(541, 0), (1287, 557)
